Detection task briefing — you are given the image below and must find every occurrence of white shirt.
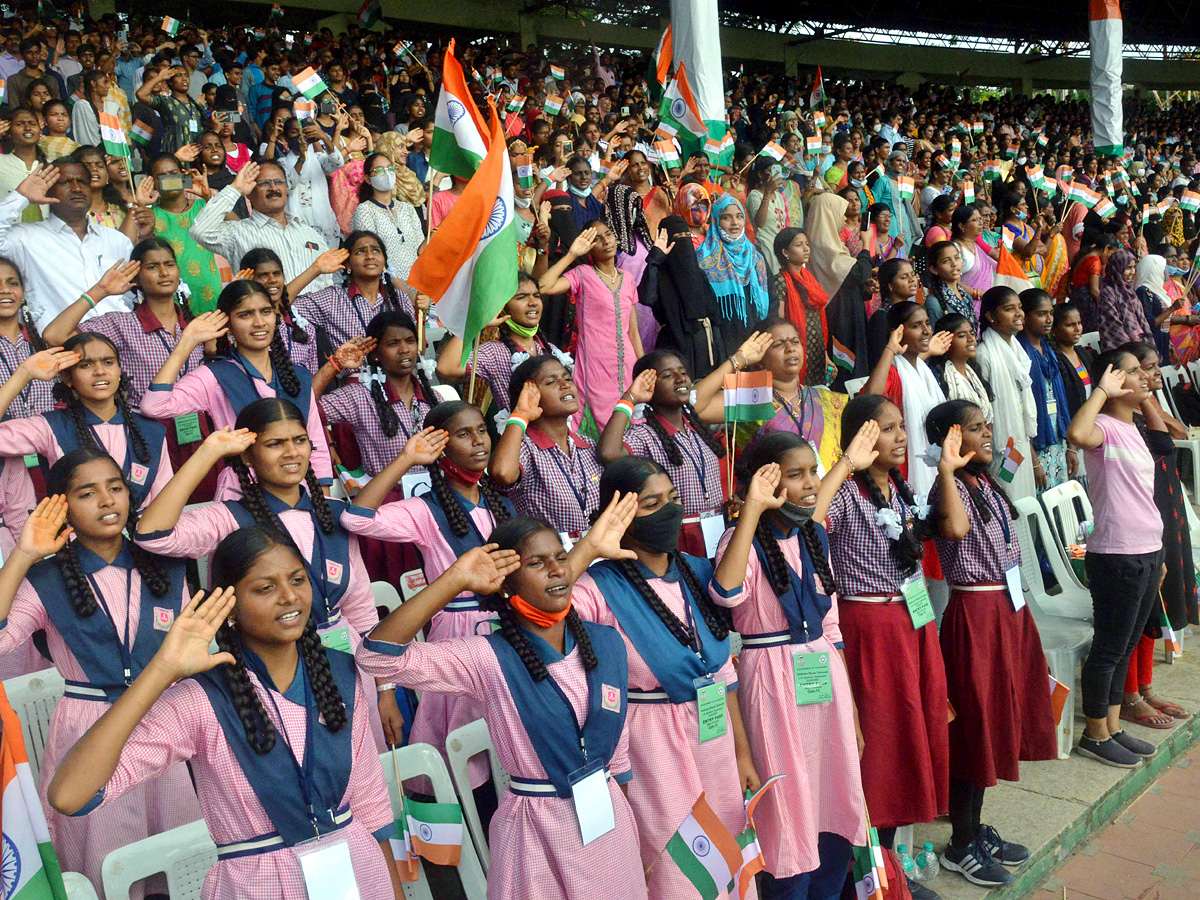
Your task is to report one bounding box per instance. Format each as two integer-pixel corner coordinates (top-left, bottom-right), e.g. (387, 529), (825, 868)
(0, 192), (132, 330)
(189, 184), (335, 291)
(283, 146), (343, 249)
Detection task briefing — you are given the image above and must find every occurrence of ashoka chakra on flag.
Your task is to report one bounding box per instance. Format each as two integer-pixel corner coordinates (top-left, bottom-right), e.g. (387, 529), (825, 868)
(692, 835), (712, 856)
(447, 98), (467, 125)
(482, 198), (508, 238)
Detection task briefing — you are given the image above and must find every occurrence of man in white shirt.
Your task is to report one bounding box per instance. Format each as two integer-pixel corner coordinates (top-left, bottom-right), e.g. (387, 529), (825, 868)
(190, 159), (335, 292)
(0, 160), (133, 330)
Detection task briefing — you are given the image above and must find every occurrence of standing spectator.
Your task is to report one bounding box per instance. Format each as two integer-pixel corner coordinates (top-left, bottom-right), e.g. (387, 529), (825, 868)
(37, 99), (78, 162)
(350, 152), (424, 283)
(146, 153), (224, 314)
(69, 69), (109, 148)
(8, 39), (60, 108)
(1098, 249), (1149, 351)
(747, 157), (804, 277)
(136, 64), (206, 155)
(179, 43), (208, 101)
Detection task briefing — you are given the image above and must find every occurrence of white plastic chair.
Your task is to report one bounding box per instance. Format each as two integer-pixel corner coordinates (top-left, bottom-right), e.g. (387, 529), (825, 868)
(1039, 481), (1094, 590)
(63, 872), (98, 900)
(1012, 497), (1092, 620)
(380, 744), (488, 900)
(445, 718), (512, 874)
(433, 384), (460, 403)
(845, 376), (869, 397)
(101, 820), (216, 900)
(372, 580), (403, 616)
(1078, 331), (1100, 352)
(2, 668), (65, 782)
(1012, 511), (1093, 759)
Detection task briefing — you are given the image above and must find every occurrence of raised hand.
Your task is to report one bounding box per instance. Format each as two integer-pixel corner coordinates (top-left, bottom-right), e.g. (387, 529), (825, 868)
(200, 426), (257, 459)
(939, 424), (975, 471)
(1097, 363), (1131, 398)
(624, 367), (657, 405)
(134, 175), (158, 206)
(512, 380), (543, 423)
(745, 463), (786, 512)
(548, 165), (570, 184)
(15, 495), (71, 560)
(568, 226), (598, 259)
(18, 347), (79, 381)
(538, 200), (552, 224)
(90, 259), (141, 301)
(583, 491), (639, 561)
(149, 587), (238, 683)
(182, 310), (229, 346)
(652, 227), (670, 254)
(331, 336), (375, 371)
(737, 331), (774, 368)
(843, 419), (881, 472)
(926, 331), (954, 357)
(174, 143), (200, 164)
(312, 247), (349, 275)
(607, 158), (628, 181)
(449, 544), (522, 596)
(16, 164), (60, 205)
(886, 324), (908, 357)
(232, 161), (259, 197)
(400, 426), (449, 467)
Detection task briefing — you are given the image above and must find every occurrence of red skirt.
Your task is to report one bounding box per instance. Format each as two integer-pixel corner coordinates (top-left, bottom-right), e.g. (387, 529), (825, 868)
(941, 586), (1059, 787)
(840, 598), (950, 829)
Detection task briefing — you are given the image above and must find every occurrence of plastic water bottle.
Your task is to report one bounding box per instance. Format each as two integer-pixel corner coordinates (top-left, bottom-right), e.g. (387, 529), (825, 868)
(896, 844), (915, 879)
(914, 842), (940, 881)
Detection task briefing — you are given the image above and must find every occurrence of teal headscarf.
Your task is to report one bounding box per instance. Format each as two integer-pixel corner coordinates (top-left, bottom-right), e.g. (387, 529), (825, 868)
(696, 193), (770, 325)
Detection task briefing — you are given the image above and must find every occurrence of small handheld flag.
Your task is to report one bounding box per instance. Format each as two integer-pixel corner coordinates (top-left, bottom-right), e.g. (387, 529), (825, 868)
(983, 160), (1001, 181)
(759, 141), (786, 161)
(998, 437), (1024, 483)
(960, 180), (975, 204)
(654, 140), (681, 168)
(831, 336), (856, 373)
(666, 793), (745, 900)
(813, 110), (827, 129)
(805, 135), (822, 155)
(161, 16), (181, 35)
(972, 120), (984, 134)
(723, 371), (774, 423)
(1180, 191), (1200, 213)
(292, 66), (330, 101)
(550, 64), (565, 80)
(543, 94), (564, 116)
(1049, 674), (1071, 726)
(405, 797), (464, 866)
(513, 154), (534, 189)
(130, 119), (154, 146)
(1161, 595), (1182, 655)
(99, 111), (129, 160)
(357, 0), (382, 27)
(896, 176), (915, 200)
(506, 94), (526, 113)
(704, 136), (723, 161)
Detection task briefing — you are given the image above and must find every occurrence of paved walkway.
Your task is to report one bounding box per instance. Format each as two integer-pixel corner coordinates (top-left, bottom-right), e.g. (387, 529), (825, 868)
(1026, 745), (1200, 900)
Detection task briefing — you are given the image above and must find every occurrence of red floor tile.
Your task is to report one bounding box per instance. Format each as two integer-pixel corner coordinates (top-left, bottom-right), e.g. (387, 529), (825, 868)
(1056, 852), (1161, 900)
(1121, 792), (1200, 834)
(1091, 822), (1197, 867)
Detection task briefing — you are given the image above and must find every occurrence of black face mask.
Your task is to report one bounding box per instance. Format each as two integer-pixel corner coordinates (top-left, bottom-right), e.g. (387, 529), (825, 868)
(777, 501), (814, 529)
(627, 502), (685, 554)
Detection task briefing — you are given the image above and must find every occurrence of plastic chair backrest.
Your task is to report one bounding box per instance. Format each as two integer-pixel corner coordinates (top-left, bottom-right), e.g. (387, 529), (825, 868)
(433, 384), (460, 403)
(62, 872), (99, 900)
(845, 376), (869, 397)
(1010, 512), (1048, 608)
(1013, 497), (1091, 617)
(1189, 360), (1200, 388)
(1078, 331), (1100, 352)
(1040, 480), (1094, 550)
(101, 820), (216, 900)
(2, 669), (65, 783)
(1161, 366), (1186, 420)
(372, 580), (403, 616)
(379, 744), (488, 900)
(445, 718), (511, 874)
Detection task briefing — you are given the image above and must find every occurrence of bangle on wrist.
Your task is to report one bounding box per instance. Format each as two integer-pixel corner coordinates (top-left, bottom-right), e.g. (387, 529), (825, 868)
(614, 400), (635, 421)
(506, 414), (529, 434)
(837, 452), (856, 475)
(327, 357), (342, 374)
(82, 291), (97, 309)
(378, 683), (396, 692)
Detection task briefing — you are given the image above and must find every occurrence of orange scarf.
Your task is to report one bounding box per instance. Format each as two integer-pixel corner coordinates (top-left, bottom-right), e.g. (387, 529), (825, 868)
(509, 593), (570, 627)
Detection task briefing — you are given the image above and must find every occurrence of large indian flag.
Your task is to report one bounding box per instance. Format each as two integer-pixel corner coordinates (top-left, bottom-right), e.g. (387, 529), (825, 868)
(0, 685), (66, 900)
(669, 0), (732, 165)
(430, 39), (490, 182)
(408, 102), (516, 366)
(1089, 0), (1123, 157)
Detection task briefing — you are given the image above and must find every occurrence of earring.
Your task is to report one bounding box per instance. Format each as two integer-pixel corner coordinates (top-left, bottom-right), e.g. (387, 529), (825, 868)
(225, 617), (237, 629)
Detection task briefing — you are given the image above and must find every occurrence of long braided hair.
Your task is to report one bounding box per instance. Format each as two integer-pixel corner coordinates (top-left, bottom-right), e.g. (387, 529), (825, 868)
(597, 457), (729, 644)
(46, 450), (170, 618)
(739, 431), (838, 600)
(130, 237), (193, 323)
(227, 398), (337, 537)
(482, 517), (597, 682)
(841, 395), (928, 575)
(57, 333), (151, 465)
(423, 401), (510, 538)
(210, 526), (347, 754)
(239, 248), (310, 346)
(363, 310), (435, 439)
(631, 351), (725, 466)
(924, 399), (1017, 524)
(215, 280), (301, 398)
(0, 255), (47, 352)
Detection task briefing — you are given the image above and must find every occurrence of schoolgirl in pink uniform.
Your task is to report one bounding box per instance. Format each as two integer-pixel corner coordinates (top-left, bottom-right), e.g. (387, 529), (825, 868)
(140, 280), (331, 501)
(47, 525), (404, 900)
(572, 456), (759, 900)
(713, 430), (874, 900)
(356, 502), (649, 900)
(133, 398), (407, 747)
(341, 400), (512, 803)
(0, 452), (200, 898)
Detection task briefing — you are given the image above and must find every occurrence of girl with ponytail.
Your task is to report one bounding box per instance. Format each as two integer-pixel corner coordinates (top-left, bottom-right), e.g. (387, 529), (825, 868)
(0, 451), (200, 895)
(710, 430), (874, 900)
(572, 457), (757, 899)
(341, 400), (513, 810)
(357, 499), (650, 900)
(813, 394), (950, 857)
(142, 280), (333, 502)
(134, 398), (408, 748)
(0, 332), (174, 510)
(596, 350), (727, 557)
(48, 526), (404, 900)
(923, 400), (1056, 886)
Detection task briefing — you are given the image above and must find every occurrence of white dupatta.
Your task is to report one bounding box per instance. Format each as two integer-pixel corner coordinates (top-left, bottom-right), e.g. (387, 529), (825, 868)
(893, 354), (946, 496)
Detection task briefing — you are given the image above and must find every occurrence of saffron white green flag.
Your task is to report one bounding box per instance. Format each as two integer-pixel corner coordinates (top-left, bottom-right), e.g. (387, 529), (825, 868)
(430, 38), (490, 182)
(408, 102), (516, 366)
(1089, 0), (1123, 157)
(666, 793), (744, 900)
(0, 684), (67, 900)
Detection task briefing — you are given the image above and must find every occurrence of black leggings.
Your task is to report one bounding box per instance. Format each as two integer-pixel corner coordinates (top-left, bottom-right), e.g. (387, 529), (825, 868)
(948, 778), (987, 848)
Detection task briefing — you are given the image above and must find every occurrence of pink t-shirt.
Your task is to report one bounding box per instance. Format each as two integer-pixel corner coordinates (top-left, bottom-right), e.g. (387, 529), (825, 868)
(1082, 413), (1163, 555)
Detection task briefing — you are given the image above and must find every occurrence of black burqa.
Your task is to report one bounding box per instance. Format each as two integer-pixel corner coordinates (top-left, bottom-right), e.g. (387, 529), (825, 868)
(824, 249), (874, 389)
(638, 215), (727, 378)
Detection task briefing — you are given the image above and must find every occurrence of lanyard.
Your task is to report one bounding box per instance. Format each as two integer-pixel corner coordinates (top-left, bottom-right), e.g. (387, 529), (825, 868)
(546, 443), (590, 518)
(538, 663), (593, 763)
(774, 389), (811, 440)
(977, 480), (1012, 546)
(259, 666), (327, 837)
(85, 567), (135, 684)
(153, 326), (192, 379)
(347, 290), (378, 336)
(672, 428), (710, 503)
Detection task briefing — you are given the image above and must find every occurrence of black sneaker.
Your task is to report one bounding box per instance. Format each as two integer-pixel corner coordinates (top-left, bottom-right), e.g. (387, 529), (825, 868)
(1110, 729), (1156, 758)
(977, 824), (1030, 866)
(906, 876), (943, 900)
(940, 836), (1014, 887)
(1077, 735), (1142, 768)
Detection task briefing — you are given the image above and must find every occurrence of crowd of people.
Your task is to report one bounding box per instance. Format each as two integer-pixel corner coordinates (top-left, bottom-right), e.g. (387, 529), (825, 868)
(0, 5), (1194, 900)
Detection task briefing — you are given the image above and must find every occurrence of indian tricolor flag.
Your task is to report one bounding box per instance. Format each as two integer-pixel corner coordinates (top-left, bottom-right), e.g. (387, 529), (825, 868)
(994, 245), (1033, 295)
(896, 176), (915, 199)
(1094, 196), (1117, 219)
(130, 119), (154, 146)
(405, 798), (463, 866)
(506, 94), (526, 113)
(408, 102), (516, 366)
(805, 135), (822, 155)
(654, 140), (680, 168)
(1181, 191), (1200, 213)
(0, 684), (67, 900)
(550, 64), (565, 80)
(973, 120), (984, 134)
(292, 66), (329, 101)
(649, 23), (673, 103)
(1049, 674), (1071, 726)
(430, 40), (490, 181)
(832, 336), (856, 374)
(997, 436), (1025, 484)
(1090, 0), (1123, 156)
(983, 160), (1001, 181)
(760, 141), (786, 161)
(1160, 596), (1182, 654)
(543, 94), (563, 116)
(960, 180), (975, 204)
(666, 793), (744, 900)
(659, 63), (707, 140)
(161, 15), (180, 35)
(703, 136), (722, 161)
(99, 111), (129, 159)
(723, 371), (774, 423)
